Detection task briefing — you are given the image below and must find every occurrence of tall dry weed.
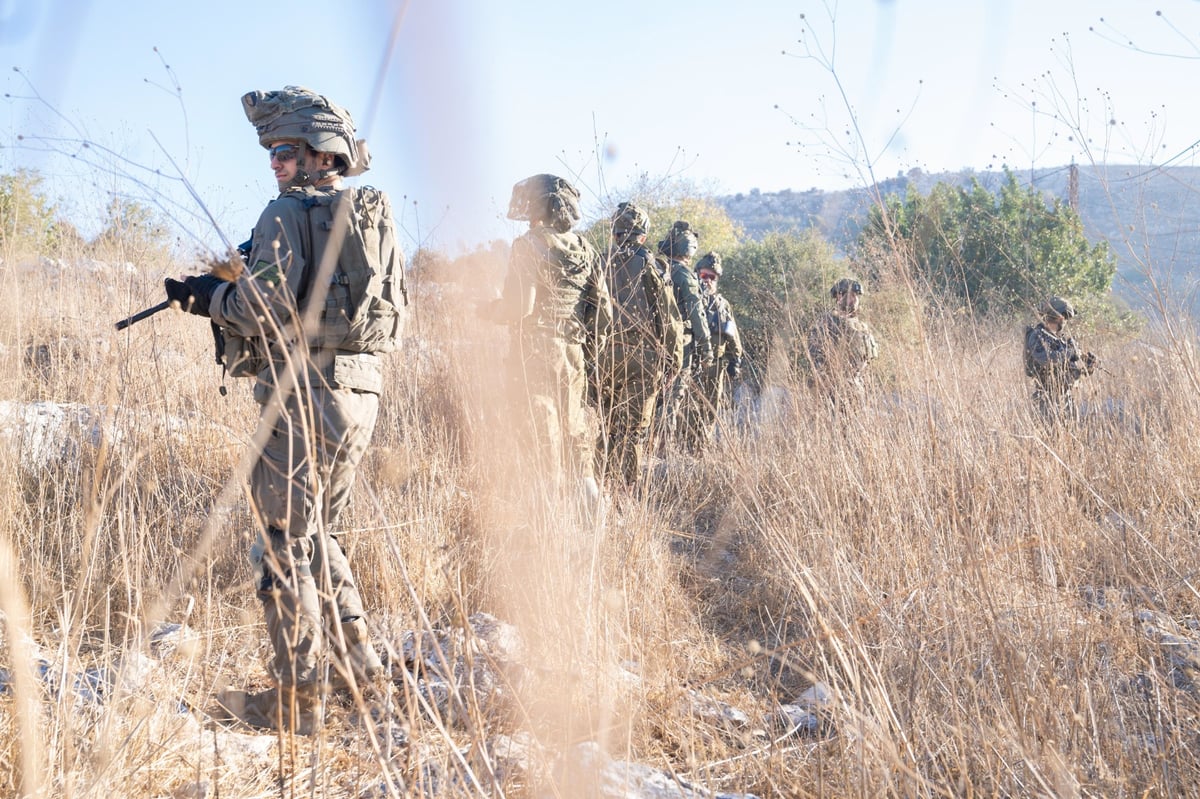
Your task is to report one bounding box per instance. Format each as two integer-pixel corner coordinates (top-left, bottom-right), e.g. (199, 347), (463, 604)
(0, 245), (1198, 796)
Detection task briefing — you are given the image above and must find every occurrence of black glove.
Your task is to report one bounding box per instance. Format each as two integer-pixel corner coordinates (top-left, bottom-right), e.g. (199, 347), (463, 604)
(1084, 352), (1099, 373)
(165, 274), (225, 317)
(726, 360), (741, 381)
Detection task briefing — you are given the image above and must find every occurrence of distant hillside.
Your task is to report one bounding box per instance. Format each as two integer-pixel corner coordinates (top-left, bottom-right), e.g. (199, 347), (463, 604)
(718, 165), (1200, 314)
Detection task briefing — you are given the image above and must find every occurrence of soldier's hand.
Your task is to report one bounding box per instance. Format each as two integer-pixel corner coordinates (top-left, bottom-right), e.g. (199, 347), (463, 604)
(726, 362), (741, 381)
(164, 274), (224, 317)
(1084, 352), (1099, 373)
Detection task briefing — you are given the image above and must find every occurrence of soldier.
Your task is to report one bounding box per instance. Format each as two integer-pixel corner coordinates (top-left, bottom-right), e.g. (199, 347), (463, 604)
(659, 221), (714, 446)
(680, 252), (743, 451)
(807, 277), (879, 410)
(595, 202), (684, 488)
(491, 173), (611, 499)
(165, 86), (404, 732)
(1024, 296), (1098, 425)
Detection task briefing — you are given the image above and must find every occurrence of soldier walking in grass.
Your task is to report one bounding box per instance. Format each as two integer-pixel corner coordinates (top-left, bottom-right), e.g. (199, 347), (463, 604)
(489, 173), (611, 503)
(165, 86), (404, 732)
(807, 277), (879, 411)
(659, 221), (714, 448)
(595, 202), (683, 489)
(1024, 296), (1098, 425)
(679, 251), (743, 452)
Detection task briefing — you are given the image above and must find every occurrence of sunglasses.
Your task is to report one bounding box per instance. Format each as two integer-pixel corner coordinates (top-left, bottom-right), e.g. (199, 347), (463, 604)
(698, 271), (718, 281)
(268, 143), (300, 162)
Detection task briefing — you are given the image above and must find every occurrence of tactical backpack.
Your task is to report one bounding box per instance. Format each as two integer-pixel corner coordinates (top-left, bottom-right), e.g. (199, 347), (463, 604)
(297, 186), (406, 353)
(607, 245), (658, 340)
(220, 186), (406, 381)
(520, 227), (604, 343)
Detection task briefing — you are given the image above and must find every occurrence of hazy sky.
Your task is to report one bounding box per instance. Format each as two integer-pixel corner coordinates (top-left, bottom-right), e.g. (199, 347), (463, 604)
(2, 0), (1199, 255)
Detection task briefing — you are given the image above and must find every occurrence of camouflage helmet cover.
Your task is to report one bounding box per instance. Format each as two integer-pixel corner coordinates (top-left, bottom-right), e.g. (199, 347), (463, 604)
(242, 86), (370, 176)
(611, 201), (649, 238)
(830, 277), (863, 297)
(1041, 296), (1076, 320)
(657, 220), (699, 259)
(695, 251), (723, 276)
(507, 173), (582, 232)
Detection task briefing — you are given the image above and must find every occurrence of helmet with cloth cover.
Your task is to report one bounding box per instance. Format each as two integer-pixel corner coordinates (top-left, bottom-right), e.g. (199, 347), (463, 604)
(1040, 296), (1076, 320)
(242, 86), (370, 177)
(611, 201), (649, 240)
(507, 173), (582, 233)
(695, 251), (723, 277)
(657, 221), (699, 259)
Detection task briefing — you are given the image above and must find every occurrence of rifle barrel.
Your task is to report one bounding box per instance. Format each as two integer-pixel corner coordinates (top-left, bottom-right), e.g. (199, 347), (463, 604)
(114, 300), (171, 331)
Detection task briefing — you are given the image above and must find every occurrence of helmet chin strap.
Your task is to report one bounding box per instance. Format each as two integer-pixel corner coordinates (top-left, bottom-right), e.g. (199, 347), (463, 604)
(284, 143), (314, 189)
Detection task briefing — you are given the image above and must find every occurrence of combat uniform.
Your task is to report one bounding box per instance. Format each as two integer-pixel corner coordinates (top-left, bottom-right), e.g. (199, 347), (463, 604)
(1024, 322), (1093, 424)
(807, 309), (878, 410)
(497, 189), (610, 490)
(681, 285), (742, 451)
(209, 181), (401, 689)
(165, 89), (402, 717)
(658, 222), (713, 447)
(596, 226), (683, 486)
(671, 259), (713, 376)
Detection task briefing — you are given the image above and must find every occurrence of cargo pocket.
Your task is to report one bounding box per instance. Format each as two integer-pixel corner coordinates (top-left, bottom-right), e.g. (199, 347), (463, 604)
(332, 353), (383, 394)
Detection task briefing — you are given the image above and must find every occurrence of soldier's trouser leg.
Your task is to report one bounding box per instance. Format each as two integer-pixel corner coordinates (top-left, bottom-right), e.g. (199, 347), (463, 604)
(599, 347), (660, 487)
(518, 335), (590, 486)
(683, 365), (723, 452)
(250, 386), (380, 686)
(560, 340), (591, 482)
(660, 372), (689, 451)
(313, 387), (380, 625)
(515, 334), (564, 488)
(255, 525), (322, 687)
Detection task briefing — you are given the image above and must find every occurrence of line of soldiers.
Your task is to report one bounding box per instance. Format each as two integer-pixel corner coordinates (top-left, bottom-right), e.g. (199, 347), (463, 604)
(491, 171), (1102, 481)
(490, 176), (754, 498)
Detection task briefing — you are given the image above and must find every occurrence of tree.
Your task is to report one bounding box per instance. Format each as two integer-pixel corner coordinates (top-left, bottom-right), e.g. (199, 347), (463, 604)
(720, 230), (842, 380)
(0, 169), (61, 257)
(861, 170), (1117, 316)
(585, 176), (743, 256)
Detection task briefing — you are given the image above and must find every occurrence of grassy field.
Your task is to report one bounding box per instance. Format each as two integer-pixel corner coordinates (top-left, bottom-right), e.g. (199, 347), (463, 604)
(1, 245), (1198, 798)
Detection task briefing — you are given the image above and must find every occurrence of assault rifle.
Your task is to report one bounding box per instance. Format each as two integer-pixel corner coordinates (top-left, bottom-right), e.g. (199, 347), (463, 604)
(115, 301), (171, 331)
(112, 238), (252, 331)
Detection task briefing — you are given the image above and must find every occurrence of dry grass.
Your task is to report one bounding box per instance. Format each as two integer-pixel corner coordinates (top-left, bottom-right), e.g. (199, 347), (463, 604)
(0, 247), (1198, 798)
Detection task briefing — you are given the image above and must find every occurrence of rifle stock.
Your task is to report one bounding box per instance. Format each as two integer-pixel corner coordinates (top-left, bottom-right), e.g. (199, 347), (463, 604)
(115, 300), (171, 331)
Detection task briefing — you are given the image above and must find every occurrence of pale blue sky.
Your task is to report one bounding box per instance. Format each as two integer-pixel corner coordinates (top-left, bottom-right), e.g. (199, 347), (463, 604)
(2, 0), (1199, 255)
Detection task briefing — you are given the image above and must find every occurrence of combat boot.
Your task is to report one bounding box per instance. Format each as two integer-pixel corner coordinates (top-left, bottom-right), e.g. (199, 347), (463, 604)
(332, 617), (385, 690)
(217, 683), (323, 735)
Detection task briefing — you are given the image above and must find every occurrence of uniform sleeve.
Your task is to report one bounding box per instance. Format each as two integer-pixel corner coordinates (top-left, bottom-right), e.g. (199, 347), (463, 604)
(583, 242), (612, 351)
(211, 197), (310, 340)
(862, 325), (879, 362)
(377, 193), (407, 309)
(650, 267), (685, 372)
(673, 267), (712, 355)
(807, 317), (829, 370)
(721, 298), (744, 365)
(491, 234), (538, 324)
